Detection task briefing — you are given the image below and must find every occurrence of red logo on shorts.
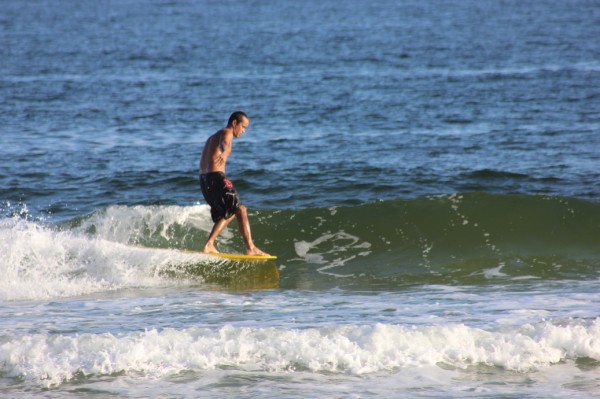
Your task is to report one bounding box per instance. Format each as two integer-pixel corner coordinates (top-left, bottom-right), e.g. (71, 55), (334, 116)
(224, 179), (233, 189)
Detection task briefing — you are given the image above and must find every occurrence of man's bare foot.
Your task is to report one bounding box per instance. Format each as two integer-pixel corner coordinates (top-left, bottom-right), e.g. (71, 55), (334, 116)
(246, 246), (270, 256)
(201, 242), (219, 254)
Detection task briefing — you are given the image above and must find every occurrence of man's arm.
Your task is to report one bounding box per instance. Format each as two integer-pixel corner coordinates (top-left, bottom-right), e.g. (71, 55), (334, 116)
(217, 129), (233, 168)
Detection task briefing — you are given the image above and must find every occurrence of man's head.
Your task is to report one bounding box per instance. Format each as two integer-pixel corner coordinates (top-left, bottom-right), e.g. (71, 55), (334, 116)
(228, 111), (250, 138)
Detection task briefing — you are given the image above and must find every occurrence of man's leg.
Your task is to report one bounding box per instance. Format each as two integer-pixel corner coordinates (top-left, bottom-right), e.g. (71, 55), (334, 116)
(235, 205), (269, 256)
(201, 216), (235, 253)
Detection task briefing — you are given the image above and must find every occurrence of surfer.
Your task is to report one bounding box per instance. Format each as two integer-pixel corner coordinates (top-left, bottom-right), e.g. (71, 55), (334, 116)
(198, 111), (270, 256)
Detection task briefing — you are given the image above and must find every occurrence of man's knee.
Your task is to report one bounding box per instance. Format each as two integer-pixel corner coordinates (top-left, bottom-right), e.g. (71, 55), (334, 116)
(236, 205), (247, 217)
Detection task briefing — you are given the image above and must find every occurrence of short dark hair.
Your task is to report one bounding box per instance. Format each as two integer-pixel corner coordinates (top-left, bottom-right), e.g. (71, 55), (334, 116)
(228, 111), (248, 126)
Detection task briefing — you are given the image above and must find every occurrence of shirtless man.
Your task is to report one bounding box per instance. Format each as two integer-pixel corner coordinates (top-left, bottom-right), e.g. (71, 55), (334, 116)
(199, 111), (269, 256)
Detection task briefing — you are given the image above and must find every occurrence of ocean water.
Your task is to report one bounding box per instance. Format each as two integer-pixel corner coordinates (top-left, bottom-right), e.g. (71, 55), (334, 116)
(1, 0), (600, 397)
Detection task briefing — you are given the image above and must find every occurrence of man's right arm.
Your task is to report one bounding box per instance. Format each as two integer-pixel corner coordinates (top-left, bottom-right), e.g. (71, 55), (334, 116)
(217, 130), (233, 168)
(200, 130), (232, 173)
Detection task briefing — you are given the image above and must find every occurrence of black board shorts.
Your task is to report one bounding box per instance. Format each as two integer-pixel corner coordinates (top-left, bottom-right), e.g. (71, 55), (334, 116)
(199, 172), (241, 223)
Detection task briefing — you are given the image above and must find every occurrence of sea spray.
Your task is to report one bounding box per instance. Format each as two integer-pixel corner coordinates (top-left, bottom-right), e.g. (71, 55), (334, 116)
(0, 217), (218, 301)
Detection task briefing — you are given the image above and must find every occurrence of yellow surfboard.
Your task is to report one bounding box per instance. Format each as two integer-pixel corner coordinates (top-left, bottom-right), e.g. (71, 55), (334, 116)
(147, 247), (279, 289)
(172, 248), (277, 261)
(210, 253), (277, 261)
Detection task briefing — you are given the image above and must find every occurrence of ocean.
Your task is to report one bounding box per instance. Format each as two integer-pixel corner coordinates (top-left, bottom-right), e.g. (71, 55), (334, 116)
(1, 0), (600, 397)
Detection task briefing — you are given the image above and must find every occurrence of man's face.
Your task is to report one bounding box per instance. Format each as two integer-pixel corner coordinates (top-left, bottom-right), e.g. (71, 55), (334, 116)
(233, 117), (249, 138)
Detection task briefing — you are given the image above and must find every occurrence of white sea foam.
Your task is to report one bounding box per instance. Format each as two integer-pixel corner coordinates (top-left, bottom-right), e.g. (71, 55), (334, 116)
(0, 215), (214, 301)
(1, 320), (598, 388)
(294, 231), (371, 276)
(75, 204), (217, 244)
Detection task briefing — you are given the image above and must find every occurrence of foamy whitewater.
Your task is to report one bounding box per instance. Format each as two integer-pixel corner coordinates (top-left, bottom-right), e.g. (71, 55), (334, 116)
(2, 0), (600, 397)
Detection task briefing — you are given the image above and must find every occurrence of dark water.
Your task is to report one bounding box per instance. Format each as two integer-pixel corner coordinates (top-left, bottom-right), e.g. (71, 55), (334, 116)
(2, 0), (600, 217)
(1, 0), (600, 397)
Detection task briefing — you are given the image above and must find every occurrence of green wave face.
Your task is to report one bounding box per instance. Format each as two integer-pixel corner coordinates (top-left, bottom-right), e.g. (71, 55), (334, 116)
(255, 193), (600, 288)
(65, 193), (600, 290)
